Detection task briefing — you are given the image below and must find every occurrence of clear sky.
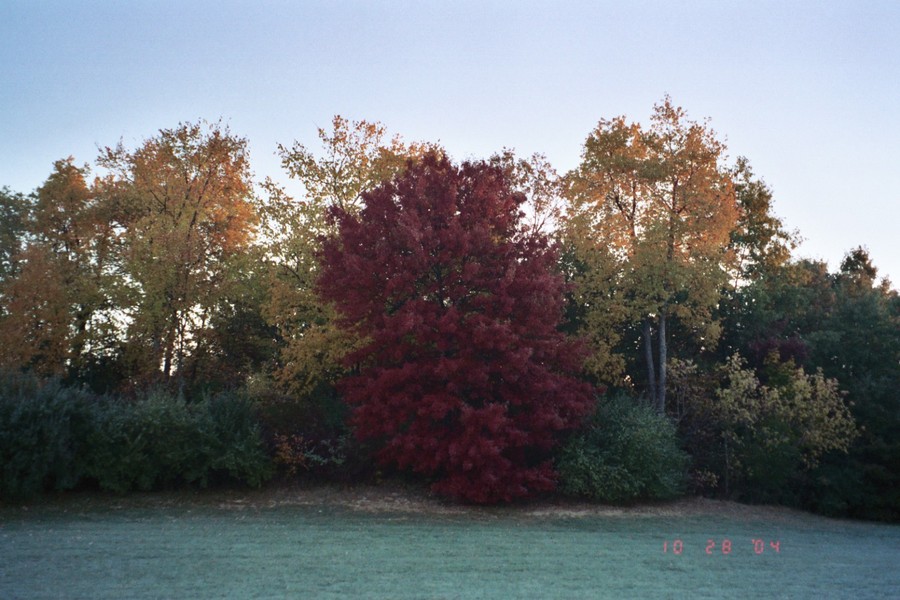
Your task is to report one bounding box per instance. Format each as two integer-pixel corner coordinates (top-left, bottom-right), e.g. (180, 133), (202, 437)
(2, 1), (898, 284)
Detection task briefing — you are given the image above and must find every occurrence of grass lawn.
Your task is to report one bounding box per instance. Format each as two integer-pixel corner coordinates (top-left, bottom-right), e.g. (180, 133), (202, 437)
(1, 486), (898, 599)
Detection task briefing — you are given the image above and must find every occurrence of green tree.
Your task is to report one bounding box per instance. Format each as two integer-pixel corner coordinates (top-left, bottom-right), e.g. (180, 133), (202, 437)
(728, 157), (796, 282)
(715, 248), (900, 519)
(557, 394), (688, 504)
(807, 250), (900, 520)
(672, 353), (856, 501)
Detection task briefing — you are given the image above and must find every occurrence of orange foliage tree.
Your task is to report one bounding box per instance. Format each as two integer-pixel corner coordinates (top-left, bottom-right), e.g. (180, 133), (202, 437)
(96, 121), (258, 387)
(0, 159), (117, 377)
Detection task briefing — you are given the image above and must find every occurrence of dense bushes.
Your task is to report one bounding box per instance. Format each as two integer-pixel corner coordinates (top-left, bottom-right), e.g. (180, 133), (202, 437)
(0, 372), (272, 500)
(670, 355), (857, 505)
(0, 374), (96, 499)
(556, 395), (688, 504)
(87, 391), (273, 493)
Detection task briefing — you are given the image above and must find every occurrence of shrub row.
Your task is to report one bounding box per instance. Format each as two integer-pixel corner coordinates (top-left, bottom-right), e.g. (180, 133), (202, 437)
(2, 369), (692, 506)
(0, 372), (272, 500)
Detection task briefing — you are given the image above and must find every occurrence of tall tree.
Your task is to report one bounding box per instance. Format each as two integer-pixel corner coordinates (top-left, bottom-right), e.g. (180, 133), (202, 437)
(0, 187), (30, 285)
(490, 150), (564, 239)
(0, 159), (116, 377)
(318, 153), (595, 503)
(260, 116), (433, 397)
(809, 250), (900, 520)
(714, 250), (899, 519)
(0, 245), (71, 374)
(96, 121), (257, 387)
(728, 157), (796, 283)
(565, 98), (738, 412)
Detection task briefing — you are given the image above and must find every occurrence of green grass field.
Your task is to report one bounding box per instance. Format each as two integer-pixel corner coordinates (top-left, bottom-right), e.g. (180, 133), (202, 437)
(1, 493), (898, 599)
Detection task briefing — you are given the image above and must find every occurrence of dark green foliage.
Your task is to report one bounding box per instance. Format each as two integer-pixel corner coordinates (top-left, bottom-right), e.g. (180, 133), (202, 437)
(718, 251), (900, 520)
(203, 391), (274, 486)
(86, 390), (272, 493)
(87, 392), (192, 492)
(733, 415), (805, 504)
(803, 256), (900, 521)
(0, 372), (272, 500)
(0, 372), (96, 499)
(557, 395), (688, 503)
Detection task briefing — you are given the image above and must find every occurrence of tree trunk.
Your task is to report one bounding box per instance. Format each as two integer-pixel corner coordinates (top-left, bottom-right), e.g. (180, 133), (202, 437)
(162, 310), (178, 381)
(656, 311), (667, 414)
(70, 303), (91, 374)
(643, 319), (656, 404)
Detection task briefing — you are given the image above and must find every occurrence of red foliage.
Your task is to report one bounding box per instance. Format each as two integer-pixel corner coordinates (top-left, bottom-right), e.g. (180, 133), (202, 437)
(317, 153), (595, 503)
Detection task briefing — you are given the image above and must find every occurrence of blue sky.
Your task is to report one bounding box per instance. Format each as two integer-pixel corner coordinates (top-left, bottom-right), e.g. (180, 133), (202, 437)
(2, 1), (898, 284)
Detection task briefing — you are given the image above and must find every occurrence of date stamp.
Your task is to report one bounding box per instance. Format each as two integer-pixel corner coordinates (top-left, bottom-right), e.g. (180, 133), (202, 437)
(662, 539), (781, 555)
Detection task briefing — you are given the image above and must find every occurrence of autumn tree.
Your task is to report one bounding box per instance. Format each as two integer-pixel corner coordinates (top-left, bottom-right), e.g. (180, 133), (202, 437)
(564, 98), (738, 412)
(260, 116), (433, 398)
(490, 150), (565, 239)
(0, 245), (72, 374)
(0, 187), (30, 284)
(318, 152), (595, 503)
(95, 121), (258, 388)
(0, 160), (118, 377)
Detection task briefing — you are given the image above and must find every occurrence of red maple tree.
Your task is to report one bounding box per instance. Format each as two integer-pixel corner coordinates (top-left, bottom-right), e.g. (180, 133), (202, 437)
(318, 152), (595, 503)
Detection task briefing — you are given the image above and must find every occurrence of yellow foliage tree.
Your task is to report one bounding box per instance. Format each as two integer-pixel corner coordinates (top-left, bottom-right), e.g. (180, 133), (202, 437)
(565, 98), (738, 411)
(260, 116), (435, 397)
(96, 121), (257, 386)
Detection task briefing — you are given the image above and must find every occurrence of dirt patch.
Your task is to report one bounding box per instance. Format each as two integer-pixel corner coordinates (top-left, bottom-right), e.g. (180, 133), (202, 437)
(4, 481), (820, 523)
(216, 482), (821, 522)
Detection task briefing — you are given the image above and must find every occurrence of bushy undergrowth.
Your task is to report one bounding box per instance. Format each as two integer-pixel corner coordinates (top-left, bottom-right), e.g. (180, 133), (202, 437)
(0, 372), (272, 500)
(556, 395), (689, 504)
(87, 390), (273, 493)
(0, 374), (96, 499)
(252, 381), (376, 482)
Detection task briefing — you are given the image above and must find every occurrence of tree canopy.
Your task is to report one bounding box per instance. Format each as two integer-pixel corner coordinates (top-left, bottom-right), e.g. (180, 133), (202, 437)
(260, 116), (433, 399)
(0, 104), (894, 517)
(95, 121), (259, 387)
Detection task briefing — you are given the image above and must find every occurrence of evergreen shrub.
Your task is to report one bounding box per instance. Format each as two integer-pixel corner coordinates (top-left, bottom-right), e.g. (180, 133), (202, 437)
(557, 395), (688, 504)
(86, 390), (272, 492)
(0, 372), (96, 499)
(0, 372), (272, 500)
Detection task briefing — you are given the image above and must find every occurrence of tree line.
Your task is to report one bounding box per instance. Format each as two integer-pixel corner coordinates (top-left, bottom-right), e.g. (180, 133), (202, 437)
(1, 102), (897, 519)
